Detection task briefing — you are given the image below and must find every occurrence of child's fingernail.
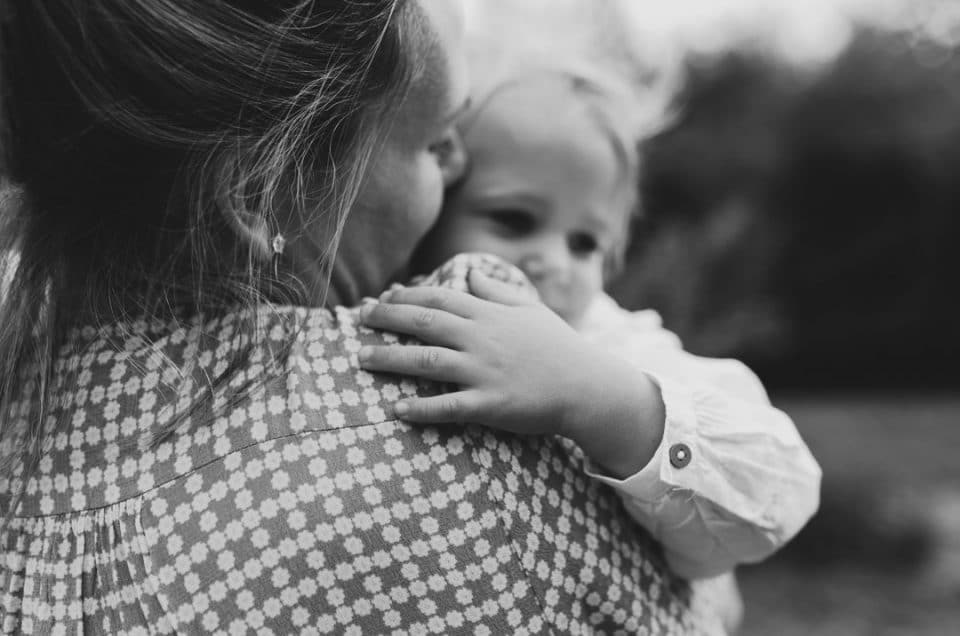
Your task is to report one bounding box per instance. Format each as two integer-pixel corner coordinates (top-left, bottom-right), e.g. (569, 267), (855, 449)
(358, 346), (372, 362)
(359, 305), (371, 321)
(379, 290), (393, 302)
(393, 401), (409, 417)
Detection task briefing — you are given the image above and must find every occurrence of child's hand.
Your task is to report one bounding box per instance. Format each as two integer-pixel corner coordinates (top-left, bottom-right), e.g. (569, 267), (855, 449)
(358, 270), (587, 436)
(357, 270), (666, 478)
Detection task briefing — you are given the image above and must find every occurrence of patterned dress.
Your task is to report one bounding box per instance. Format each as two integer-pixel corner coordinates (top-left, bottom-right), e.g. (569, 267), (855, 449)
(0, 255), (724, 635)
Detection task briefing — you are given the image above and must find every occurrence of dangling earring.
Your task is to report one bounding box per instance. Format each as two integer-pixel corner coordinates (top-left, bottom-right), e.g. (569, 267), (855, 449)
(271, 232), (286, 279)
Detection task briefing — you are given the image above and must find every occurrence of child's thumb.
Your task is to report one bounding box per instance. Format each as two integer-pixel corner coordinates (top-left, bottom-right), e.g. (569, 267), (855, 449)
(468, 269), (540, 306)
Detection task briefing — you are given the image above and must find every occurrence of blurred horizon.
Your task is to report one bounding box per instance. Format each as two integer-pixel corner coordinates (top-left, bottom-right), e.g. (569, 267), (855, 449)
(598, 5), (960, 629)
(608, 8), (960, 634)
(621, 0), (960, 66)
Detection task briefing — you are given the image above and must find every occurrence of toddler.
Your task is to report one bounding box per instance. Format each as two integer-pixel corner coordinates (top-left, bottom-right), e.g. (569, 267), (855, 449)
(358, 7), (821, 631)
(361, 63), (820, 571)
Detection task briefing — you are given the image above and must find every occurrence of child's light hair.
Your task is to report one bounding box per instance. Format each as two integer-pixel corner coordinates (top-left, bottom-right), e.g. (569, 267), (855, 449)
(461, 0), (681, 141)
(460, 0), (681, 278)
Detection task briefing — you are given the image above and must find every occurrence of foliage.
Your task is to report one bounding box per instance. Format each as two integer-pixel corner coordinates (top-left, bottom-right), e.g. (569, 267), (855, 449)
(613, 29), (960, 388)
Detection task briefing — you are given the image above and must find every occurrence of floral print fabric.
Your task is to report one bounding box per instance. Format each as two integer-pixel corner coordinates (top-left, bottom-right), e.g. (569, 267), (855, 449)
(0, 255), (722, 634)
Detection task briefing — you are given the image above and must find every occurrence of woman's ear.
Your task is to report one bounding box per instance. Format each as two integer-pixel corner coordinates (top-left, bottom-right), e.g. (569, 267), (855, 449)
(222, 207), (274, 262)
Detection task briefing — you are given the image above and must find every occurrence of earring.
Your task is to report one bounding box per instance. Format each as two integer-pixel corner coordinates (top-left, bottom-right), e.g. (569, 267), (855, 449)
(271, 233), (286, 255)
(271, 233), (286, 278)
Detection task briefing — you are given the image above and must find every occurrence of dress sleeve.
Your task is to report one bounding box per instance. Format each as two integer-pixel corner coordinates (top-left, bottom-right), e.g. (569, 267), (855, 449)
(580, 294), (823, 579)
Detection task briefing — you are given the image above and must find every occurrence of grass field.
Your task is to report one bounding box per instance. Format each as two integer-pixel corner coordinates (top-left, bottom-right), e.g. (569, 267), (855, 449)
(738, 395), (960, 635)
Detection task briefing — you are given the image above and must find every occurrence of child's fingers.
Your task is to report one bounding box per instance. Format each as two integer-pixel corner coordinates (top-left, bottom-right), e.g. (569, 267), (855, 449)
(358, 345), (473, 384)
(360, 302), (470, 346)
(468, 270), (539, 306)
(379, 286), (483, 318)
(392, 390), (485, 424)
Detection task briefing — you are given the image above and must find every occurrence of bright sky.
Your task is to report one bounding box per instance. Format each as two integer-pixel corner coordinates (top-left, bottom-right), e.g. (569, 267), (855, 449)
(463, 0), (960, 132)
(620, 0), (960, 65)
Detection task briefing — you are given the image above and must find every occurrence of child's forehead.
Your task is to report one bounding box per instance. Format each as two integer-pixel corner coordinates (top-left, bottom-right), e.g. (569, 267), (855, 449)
(468, 77), (605, 146)
(475, 74), (632, 146)
(458, 75), (638, 232)
(470, 78), (636, 182)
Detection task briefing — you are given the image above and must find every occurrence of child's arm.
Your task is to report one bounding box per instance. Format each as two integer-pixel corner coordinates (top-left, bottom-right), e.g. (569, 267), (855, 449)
(358, 269), (666, 479)
(579, 293), (822, 579)
(358, 272), (821, 579)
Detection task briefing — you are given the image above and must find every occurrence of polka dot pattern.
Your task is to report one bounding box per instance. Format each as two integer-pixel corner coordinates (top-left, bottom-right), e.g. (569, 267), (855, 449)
(0, 255), (720, 634)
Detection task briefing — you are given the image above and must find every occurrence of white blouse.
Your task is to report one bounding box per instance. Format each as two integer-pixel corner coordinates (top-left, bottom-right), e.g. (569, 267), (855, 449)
(579, 293), (822, 579)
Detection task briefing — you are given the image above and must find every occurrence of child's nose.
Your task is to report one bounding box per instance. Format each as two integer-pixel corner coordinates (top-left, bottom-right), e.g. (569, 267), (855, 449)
(519, 241), (572, 281)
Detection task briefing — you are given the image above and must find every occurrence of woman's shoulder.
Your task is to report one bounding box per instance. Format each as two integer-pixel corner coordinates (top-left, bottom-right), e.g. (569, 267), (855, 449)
(4, 255), (528, 517)
(266, 252), (535, 379)
(260, 252), (533, 336)
(2, 254), (719, 633)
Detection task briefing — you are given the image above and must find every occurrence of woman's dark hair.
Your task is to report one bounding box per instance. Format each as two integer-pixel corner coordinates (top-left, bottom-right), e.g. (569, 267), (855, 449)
(0, 0), (412, 507)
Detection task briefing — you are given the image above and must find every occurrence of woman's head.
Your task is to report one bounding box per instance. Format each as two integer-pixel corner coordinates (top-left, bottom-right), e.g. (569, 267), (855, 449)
(319, 0), (471, 304)
(1, 0), (417, 310)
(414, 72), (640, 326)
(0, 0), (465, 488)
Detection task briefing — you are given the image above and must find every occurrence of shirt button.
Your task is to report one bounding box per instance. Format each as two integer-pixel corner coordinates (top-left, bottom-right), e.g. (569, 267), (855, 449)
(669, 443), (692, 468)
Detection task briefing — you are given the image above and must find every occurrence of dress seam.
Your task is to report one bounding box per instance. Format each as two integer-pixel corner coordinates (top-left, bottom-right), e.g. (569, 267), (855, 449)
(13, 418), (405, 520)
(469, 432), (556, 636)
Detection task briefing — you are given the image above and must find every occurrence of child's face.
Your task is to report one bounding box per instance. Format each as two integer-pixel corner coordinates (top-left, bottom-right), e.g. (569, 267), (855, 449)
(420, 80), (627, 325)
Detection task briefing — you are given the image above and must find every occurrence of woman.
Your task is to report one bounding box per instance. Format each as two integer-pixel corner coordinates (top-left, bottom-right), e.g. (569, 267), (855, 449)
(0, 1), (721, 633)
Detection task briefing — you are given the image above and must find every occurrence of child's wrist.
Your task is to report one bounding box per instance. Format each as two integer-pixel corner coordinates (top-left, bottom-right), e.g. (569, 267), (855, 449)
(561, 355), (666, 479)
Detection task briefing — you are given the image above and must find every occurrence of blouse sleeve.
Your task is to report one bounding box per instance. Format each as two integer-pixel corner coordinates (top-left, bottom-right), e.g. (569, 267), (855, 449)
(580, 294), (822, 580)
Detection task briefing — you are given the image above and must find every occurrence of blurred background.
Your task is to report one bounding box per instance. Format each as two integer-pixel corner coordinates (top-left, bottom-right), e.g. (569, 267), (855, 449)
(604, 0), (960, 633)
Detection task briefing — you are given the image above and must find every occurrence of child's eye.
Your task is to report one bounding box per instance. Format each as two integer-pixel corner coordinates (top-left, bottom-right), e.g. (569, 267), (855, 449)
(568, 232), (599, 256)
(487, 210), (536, 236)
